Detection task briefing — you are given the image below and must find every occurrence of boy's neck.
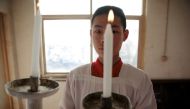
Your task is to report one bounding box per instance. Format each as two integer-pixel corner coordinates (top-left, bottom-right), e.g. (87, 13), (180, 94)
(91, 57), (123, 77)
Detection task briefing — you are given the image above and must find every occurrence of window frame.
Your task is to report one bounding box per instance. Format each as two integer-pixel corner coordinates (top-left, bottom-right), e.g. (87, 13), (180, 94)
(40, 0), (146, 79)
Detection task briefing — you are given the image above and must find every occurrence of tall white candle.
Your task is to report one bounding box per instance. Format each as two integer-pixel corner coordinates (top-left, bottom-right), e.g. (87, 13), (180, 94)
(103, 10), (114, 98)
(31, 6), (41, 77)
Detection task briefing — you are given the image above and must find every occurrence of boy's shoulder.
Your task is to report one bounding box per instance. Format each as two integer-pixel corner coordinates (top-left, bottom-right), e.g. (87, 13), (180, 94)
(121, 63), (151, 86)
(69, 63), (91, 76)
(122, 63), (145, 75)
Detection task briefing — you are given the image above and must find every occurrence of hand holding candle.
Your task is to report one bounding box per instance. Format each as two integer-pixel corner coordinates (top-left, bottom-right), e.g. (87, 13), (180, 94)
(103, 10), (114, 98)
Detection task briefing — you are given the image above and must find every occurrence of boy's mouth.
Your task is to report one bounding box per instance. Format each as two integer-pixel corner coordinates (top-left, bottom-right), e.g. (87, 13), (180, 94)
(98, 47), (103, 51)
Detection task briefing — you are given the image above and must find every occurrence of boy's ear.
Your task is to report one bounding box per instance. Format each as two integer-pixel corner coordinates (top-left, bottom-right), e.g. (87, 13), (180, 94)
(90, 29), (92, 37)
(123, 29), (129, 41)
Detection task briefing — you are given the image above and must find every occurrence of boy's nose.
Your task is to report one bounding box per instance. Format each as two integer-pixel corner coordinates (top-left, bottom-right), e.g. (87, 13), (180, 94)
(100, 36), (104, 43)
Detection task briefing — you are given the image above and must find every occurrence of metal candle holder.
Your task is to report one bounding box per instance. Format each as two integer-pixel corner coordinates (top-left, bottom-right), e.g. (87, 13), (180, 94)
(5, 77), (59, 109)
(28, 76), (39, 92)
(83, 92), (132, 109)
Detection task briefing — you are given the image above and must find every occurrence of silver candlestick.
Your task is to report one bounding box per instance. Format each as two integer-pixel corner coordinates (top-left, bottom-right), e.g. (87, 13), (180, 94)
(5, 77), (59, 109)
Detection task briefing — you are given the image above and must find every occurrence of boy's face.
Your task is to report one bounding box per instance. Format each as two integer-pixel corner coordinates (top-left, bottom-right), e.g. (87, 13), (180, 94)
(91, 14), (129, 61)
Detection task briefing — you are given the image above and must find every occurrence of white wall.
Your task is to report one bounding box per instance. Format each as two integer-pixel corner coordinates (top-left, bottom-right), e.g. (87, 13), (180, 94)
(145, 0), (190, 79)
(11, 0), (34, 78)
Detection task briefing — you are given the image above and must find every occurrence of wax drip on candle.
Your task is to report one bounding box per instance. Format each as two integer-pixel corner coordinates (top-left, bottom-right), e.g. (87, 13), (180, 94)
(103, 10), (114, 98)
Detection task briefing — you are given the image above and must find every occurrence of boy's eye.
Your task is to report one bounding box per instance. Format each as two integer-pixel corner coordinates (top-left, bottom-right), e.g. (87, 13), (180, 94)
(112, 30), (120, 34)
(94, 29), (104, 34)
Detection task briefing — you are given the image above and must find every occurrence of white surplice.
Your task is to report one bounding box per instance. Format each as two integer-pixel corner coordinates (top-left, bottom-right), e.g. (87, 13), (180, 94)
(59, 64), (157, 109)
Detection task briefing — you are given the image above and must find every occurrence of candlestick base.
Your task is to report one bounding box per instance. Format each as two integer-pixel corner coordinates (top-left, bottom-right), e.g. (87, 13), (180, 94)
(4, 78), (59, 109)
(83, 92), (132, 109)
(29, 76), (39, 92)
(101, 96), (112, 109)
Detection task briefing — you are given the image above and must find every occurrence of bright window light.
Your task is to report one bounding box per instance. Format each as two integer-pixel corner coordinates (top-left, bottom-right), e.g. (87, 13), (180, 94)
(40, 0), (90, 15)
(92, 0), (143, 15)
(44, 20), (90, 72)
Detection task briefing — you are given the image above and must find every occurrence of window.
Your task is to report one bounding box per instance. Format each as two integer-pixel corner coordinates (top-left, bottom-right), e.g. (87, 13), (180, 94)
(43, 20), (90, 72)
(40, 0), (144, 75)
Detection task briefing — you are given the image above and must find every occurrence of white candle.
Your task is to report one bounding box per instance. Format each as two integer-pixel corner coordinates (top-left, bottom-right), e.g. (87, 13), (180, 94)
(103, 10), (114, 98)
(31, 6), (41, 77)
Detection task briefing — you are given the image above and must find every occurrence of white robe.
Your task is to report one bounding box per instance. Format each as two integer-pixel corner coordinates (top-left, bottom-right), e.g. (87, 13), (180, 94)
(59, 63), (157, 109)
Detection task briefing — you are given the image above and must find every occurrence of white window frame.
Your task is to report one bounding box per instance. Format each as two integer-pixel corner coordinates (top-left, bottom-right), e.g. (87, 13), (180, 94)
(40, 0), (146, 79)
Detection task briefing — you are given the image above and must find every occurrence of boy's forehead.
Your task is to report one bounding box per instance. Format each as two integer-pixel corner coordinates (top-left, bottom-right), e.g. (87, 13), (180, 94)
(92, 15), (108, 23)
(92, 15), (121, 25)
(92, 17), (122, 29)
(92, 15), (121, 24)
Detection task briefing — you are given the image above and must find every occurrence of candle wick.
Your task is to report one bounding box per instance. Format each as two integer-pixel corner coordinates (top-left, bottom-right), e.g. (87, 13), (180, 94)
(108, 21), (112, 24)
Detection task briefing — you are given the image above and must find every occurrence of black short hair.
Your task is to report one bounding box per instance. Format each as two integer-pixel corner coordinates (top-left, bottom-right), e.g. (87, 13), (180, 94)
(91, 5), (126, 29)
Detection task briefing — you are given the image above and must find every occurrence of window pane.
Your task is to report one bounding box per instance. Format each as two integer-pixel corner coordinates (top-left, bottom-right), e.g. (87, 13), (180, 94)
(40, 0), (90, 15)
(92, 0), (143, 15)
(44, 20), (90, 73)
(120, 20), (139, 67)
(93, 20), (139, 67)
